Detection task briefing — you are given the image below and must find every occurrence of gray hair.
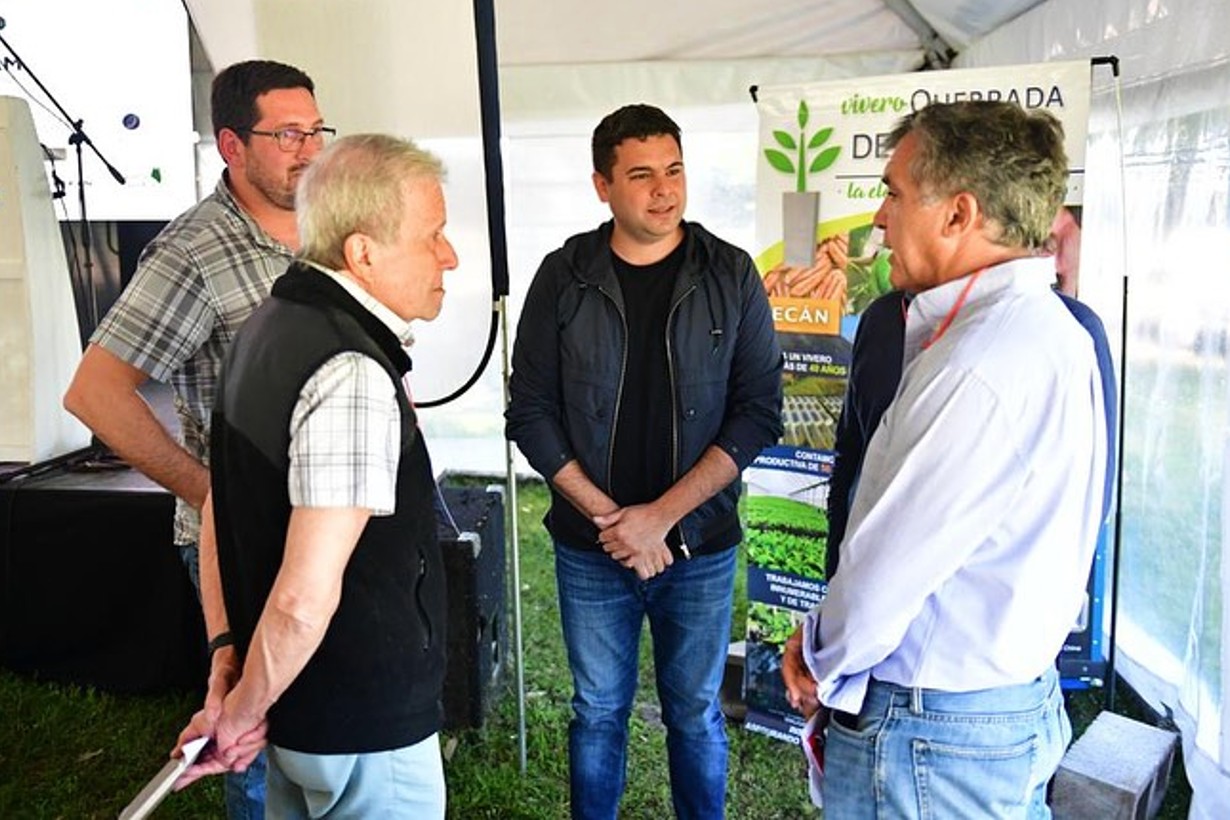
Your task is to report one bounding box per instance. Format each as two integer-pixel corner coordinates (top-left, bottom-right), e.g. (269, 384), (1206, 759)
(297, 134), (445, 270)
(887, 101), (1067, 251)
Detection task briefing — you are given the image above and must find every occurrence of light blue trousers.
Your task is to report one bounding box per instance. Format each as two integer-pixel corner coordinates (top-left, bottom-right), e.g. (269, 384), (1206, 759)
(266, 733), (445, 819)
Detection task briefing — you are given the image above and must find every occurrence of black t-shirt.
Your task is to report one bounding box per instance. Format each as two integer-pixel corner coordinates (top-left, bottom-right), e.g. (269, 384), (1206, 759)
(609, 237), (686, 536)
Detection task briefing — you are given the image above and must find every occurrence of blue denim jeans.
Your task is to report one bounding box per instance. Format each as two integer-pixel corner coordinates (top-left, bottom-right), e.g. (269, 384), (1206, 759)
(822, 666), (1071, 819)
(554, 542), (736, 820)
(179, 542), (268, 819)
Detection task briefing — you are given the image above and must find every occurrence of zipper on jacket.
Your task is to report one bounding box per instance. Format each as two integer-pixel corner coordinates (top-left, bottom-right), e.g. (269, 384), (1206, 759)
(666, 282), (698, 558)
(415, 553), (432, 651)
(598, 284), (629, 495)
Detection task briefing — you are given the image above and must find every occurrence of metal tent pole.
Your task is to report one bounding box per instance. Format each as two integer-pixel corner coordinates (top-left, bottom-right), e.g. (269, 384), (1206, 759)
(499, 297), (528, 773)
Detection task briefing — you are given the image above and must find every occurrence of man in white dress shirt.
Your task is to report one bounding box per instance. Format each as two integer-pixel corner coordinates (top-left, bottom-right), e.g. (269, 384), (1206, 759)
(782, 100), (1107, 818)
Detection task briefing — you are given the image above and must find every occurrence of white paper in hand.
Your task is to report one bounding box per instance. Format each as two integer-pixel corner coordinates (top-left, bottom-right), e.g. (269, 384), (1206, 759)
(118, 736), (210, 820)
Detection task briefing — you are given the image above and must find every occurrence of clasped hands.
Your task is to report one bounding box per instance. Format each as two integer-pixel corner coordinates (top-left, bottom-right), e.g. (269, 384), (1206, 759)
(170, 649), (267, 791)
(593, 504), (675, 580)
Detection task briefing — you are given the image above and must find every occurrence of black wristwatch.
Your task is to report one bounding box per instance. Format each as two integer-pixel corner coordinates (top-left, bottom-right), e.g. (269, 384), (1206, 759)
(207, 631), (234, 658)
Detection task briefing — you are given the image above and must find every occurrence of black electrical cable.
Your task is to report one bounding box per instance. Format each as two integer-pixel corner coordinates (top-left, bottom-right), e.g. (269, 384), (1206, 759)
(414, 305), (500, 409)
(414, 0), (509, 408)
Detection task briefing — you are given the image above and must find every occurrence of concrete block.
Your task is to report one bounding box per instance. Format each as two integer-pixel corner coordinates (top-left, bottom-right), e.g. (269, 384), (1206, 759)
(1052, 710), (1179, 819)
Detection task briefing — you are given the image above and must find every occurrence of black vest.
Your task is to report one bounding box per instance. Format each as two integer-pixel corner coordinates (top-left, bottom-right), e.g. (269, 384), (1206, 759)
(212, 262), (445, 753)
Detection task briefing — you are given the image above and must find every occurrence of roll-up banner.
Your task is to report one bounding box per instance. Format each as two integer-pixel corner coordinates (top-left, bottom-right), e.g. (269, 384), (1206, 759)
(742, 60), (1100, 744)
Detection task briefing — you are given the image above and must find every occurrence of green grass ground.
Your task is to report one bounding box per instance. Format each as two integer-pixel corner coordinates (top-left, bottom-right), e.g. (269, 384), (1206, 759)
(0, 479), (1193, 818)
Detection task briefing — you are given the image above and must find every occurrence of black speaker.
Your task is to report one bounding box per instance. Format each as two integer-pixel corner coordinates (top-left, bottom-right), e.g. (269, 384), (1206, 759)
(437, 484), (506, 730)
(0, 463), (206, 692)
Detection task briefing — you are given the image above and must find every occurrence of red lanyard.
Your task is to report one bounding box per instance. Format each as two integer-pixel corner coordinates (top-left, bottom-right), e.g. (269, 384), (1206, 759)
(920, 269), (984, 350)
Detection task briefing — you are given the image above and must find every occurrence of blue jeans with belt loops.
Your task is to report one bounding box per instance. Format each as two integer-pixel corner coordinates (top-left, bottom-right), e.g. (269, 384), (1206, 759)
(822, 666), (1071, 819)
(554, 542), (736, 820)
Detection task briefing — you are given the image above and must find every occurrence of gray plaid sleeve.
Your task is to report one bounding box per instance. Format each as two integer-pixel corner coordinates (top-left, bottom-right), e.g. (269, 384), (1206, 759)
(90, 238), (215, 382)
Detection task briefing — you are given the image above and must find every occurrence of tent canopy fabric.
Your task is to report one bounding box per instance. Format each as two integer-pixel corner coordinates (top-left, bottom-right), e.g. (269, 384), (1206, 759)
(183, 0), (1048, 136)
(190, 0), (1048, 69)
(492, 0), (1048, 65)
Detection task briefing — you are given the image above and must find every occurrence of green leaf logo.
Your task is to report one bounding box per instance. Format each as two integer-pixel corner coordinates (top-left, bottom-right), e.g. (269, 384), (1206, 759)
(762, 100), (842, 192)
(773, 130), (797, 150)
(809, 146), (840, 174)
(764, 150), (794, 174)
(808, 127), (833, 149)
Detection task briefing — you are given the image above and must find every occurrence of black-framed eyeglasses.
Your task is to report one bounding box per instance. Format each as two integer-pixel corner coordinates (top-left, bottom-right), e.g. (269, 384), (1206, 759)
(240, 126), (337, 152)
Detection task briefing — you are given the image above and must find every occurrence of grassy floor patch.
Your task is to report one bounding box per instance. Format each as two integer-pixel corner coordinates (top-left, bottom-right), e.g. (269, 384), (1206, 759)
(0, 478), (1194, 817)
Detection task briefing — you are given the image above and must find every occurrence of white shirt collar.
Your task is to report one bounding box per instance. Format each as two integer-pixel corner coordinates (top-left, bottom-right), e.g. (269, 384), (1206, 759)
(302, 260), (416, 349)
(912, 256), (1053, 321)
(905, 256), (1054, 364)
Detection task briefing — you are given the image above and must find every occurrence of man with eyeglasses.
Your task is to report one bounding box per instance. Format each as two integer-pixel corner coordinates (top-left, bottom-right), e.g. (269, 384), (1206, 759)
(64, 59), (329, 820)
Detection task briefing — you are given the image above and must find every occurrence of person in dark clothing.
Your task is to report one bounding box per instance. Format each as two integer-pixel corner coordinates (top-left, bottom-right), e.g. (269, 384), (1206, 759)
(825, 289), (907, 578)
(173, 134), (459, 818)
(506, 104), (783, 820)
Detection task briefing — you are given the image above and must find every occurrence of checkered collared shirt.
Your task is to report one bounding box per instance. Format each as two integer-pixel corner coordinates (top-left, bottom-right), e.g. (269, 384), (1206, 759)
(91, 174), (293, 544)
(286, 265), (416, 515)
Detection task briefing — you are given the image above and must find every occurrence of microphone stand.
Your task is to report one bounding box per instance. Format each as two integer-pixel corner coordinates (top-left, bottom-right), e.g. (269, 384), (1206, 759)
(0, 24), (125, 340)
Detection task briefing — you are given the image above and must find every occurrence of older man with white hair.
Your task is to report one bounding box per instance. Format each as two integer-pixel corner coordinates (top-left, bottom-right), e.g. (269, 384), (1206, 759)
(174, 133), (459, 818)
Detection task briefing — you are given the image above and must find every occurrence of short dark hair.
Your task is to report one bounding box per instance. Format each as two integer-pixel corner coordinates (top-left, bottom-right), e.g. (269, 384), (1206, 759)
(887, 100), (1067, 251)
(591, 104), (682, 180)
(210, 60), (315, 142)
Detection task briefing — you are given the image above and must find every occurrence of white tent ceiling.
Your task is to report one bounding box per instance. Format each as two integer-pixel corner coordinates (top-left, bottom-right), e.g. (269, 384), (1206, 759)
(184, 0), (1049, 136)
(493, 0), (1044, 65)
(189, 0), (1048, 68)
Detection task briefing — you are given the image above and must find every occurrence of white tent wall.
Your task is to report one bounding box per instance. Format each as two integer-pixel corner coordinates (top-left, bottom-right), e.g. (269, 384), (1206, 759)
(495, 0), (921, 64)
(0, 1), (196, 222)
(184, 0), (508, 470)
(957, 1), (1230, 816)
(500, 53), (923, 123)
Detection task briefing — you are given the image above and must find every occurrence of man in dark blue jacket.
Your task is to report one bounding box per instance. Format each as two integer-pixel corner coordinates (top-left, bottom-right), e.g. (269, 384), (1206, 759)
(506, 104), (783, 820)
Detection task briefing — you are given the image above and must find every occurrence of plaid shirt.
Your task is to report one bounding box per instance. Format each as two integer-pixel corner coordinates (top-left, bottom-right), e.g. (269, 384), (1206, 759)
(287, 266), (416, 515)
(91, 174), (293, 544)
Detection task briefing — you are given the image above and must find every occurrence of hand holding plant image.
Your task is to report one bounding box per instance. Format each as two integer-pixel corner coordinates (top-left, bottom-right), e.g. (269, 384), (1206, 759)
(747, 601), (803, 646)
(745, 601), (811, 718)
(842, 222), (895, 315)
